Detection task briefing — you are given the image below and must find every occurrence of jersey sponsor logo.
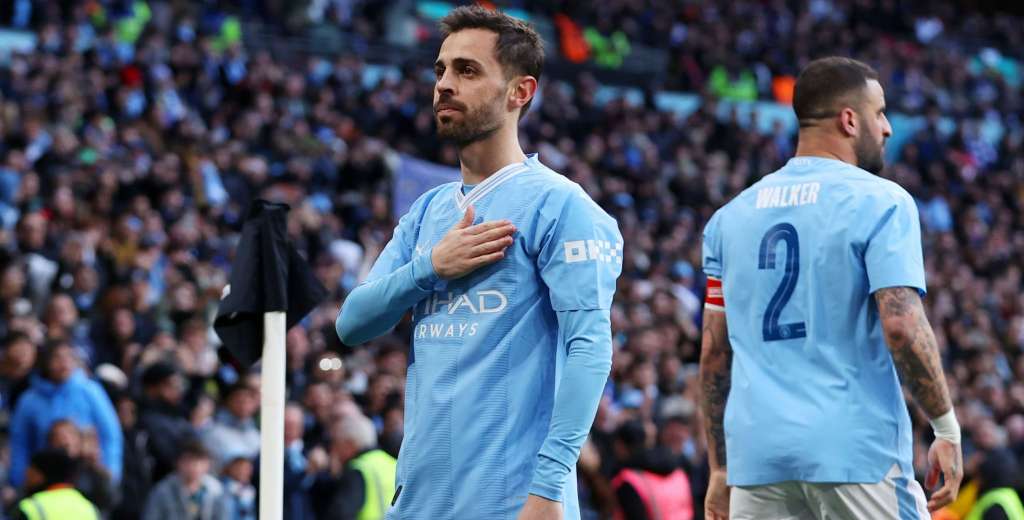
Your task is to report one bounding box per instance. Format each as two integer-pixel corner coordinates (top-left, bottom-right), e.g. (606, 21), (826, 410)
(755, 182), (820, 209)
(564, 239), (623, 264)
(415, 321), (479, 339)
(413, 289), (509, 339)
(416, 290), (508, 316)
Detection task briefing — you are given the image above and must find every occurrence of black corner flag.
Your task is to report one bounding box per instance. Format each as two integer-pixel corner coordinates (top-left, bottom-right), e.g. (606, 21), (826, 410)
(214, 200), (328, 368)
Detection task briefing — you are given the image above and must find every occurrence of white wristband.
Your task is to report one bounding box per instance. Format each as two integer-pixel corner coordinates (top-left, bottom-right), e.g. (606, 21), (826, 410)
(929, 409), (961, 444)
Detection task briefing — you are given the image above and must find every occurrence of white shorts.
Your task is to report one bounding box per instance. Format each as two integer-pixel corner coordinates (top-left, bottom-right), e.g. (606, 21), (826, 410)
(730, 464), (930, 520)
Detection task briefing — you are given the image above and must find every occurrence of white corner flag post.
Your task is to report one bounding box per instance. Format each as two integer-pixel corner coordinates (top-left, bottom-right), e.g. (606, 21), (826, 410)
(260, 311), (287, 520)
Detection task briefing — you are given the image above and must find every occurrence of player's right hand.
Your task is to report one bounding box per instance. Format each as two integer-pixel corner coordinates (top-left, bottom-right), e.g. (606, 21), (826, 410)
(705, 468), (730, 520)
(431, 206), (516, 280)
(925, 438), (963, 511)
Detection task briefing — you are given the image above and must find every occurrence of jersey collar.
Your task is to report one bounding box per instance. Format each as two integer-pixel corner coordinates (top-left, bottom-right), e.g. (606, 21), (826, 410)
(453, 154), (536, 211)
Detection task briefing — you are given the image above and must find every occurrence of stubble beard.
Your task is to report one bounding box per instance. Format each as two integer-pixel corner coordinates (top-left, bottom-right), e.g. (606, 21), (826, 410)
(855, 130), (885, 174)
(436, 94), (505, 147)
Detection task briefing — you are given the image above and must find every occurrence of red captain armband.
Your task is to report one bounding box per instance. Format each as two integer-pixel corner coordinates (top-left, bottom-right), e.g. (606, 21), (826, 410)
(705, 277), (725, 311)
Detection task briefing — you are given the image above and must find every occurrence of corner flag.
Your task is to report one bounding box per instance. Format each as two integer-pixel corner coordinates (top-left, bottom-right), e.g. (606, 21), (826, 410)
(213, 199), (328, 367)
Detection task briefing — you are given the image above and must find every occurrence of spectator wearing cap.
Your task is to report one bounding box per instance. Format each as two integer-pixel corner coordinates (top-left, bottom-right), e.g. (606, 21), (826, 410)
(142, 439), (230, 520)
(9, 449), (100, 520)
(8, 341), (122, 489)
(610, 420), (694, 520)
(200, 381), (260, 470)
(138, 361), (195, 482)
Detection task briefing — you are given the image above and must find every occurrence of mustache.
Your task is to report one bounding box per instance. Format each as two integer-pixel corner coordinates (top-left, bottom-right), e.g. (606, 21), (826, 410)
(434, 96), (467, 113)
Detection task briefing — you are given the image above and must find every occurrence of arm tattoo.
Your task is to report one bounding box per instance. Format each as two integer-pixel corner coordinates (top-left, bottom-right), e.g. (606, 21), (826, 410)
(699, 311), (732, 469)
(875, 287), (952, 418)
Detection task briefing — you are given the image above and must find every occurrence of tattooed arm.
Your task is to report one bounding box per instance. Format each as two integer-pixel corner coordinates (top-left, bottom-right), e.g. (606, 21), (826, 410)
(875, 286), (963, 511)
(700, 309), (731, 520)
(874, 287), (951, 417)
(699, 309), (732, 470)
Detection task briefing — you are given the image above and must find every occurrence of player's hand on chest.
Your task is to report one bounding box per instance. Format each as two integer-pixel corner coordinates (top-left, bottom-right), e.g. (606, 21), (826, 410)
(427, 206), (517, 280)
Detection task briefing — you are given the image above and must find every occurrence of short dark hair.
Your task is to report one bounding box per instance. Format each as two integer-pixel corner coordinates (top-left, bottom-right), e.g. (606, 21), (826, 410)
(30, 449), (78, 485)
(36, 340), (74, 380)
(178, 437), (211, 460)
(4, 331), (31, 349)
(793, 57), (879, 127)
(439, 5), (544, 117)
(141, 361), (179, 388)
(615, 420), (647, 451)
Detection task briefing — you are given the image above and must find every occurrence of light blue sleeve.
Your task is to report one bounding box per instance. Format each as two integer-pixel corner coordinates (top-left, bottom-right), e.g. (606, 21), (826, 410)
(537, 189), (622, 311)
(529, 308), (612, 501)
(336, 197), (440, 346)
(90, 380), (124, 483)
(702, 210), (723, 279)
(864, 189), (926, 295)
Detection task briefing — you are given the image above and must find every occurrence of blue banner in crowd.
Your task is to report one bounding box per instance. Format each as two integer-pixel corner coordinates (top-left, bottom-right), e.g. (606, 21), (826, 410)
(393, 154), (461, 217)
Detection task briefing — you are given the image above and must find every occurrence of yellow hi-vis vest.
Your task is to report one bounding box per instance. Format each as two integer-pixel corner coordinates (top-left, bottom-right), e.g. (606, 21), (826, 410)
(966, 488), (1024, 520)
(350, 449), (398, 520)
(18, 487), (99, 520)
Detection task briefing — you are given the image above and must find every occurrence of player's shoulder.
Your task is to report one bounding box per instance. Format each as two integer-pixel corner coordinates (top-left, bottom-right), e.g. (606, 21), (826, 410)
(407, 181), (460, 215)
(867, 175), (914, 205)
(517, 157), (596, 204)
(518, 158), (619, 230)
(838, 167), (916, 211)
(514, 157), (579, 195)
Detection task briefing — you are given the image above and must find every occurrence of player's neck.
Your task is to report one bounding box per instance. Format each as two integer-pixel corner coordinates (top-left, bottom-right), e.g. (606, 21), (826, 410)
(794, 132), (856, 166)
(457, 124), (527, 186)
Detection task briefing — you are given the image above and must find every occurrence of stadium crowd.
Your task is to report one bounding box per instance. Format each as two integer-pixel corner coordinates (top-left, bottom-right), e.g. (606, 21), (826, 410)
(0, 0), (1021, 519)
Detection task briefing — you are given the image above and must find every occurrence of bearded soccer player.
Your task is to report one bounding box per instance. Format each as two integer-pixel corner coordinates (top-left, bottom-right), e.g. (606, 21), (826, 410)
(336, 6), (621, 520)
(699, 57), (963, 520)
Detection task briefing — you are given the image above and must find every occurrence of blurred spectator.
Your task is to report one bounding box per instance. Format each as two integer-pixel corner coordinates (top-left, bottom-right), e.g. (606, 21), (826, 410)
(965, 420), (1024, 520)
(577, 439), (616, 520)
(283, 402), (316, 520)
(656, 413), (707, 516)
(200, 381), (260, 470)
(142, 439), (230, 520)
(611, 420), (694, 520)
(219, 452), (256, 520)
(310, 413), (396, 520)
(7, 341), (121, 489)
(0, 332), (36, 414)
(45, 419), (118, 515)
(111, 391), (154, 520)
(138, 361), (195, 482)
(9, 449), (99, 520)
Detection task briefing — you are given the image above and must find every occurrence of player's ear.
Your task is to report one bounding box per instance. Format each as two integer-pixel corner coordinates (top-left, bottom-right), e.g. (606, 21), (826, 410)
(838, 107), (858, 138)
(507, 75), (538, 113)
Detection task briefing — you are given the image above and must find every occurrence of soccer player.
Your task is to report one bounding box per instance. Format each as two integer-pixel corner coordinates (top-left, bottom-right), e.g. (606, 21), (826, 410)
(698, 57), (963, 520)
(335, 6), (622, 520)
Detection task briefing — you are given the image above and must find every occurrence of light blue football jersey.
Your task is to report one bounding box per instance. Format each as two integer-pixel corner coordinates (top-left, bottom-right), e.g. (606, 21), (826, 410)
(368, 154), (622, 519)
(702, 156), (926, 486)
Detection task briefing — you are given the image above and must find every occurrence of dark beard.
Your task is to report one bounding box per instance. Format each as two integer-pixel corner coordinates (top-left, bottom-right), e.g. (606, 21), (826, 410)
(854, 131), (885, 174)
(436, 97), (503, 147)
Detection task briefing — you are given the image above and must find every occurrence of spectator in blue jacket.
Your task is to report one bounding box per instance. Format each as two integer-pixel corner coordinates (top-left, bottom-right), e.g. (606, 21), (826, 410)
(7, 341), (122, 488)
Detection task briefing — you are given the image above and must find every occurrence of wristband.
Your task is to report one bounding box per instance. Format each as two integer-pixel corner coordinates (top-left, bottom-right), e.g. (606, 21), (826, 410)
(929, 409), (961, 444)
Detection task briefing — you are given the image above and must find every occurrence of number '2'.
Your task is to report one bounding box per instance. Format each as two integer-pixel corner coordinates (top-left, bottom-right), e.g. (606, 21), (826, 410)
(758, 223), (806, 341)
